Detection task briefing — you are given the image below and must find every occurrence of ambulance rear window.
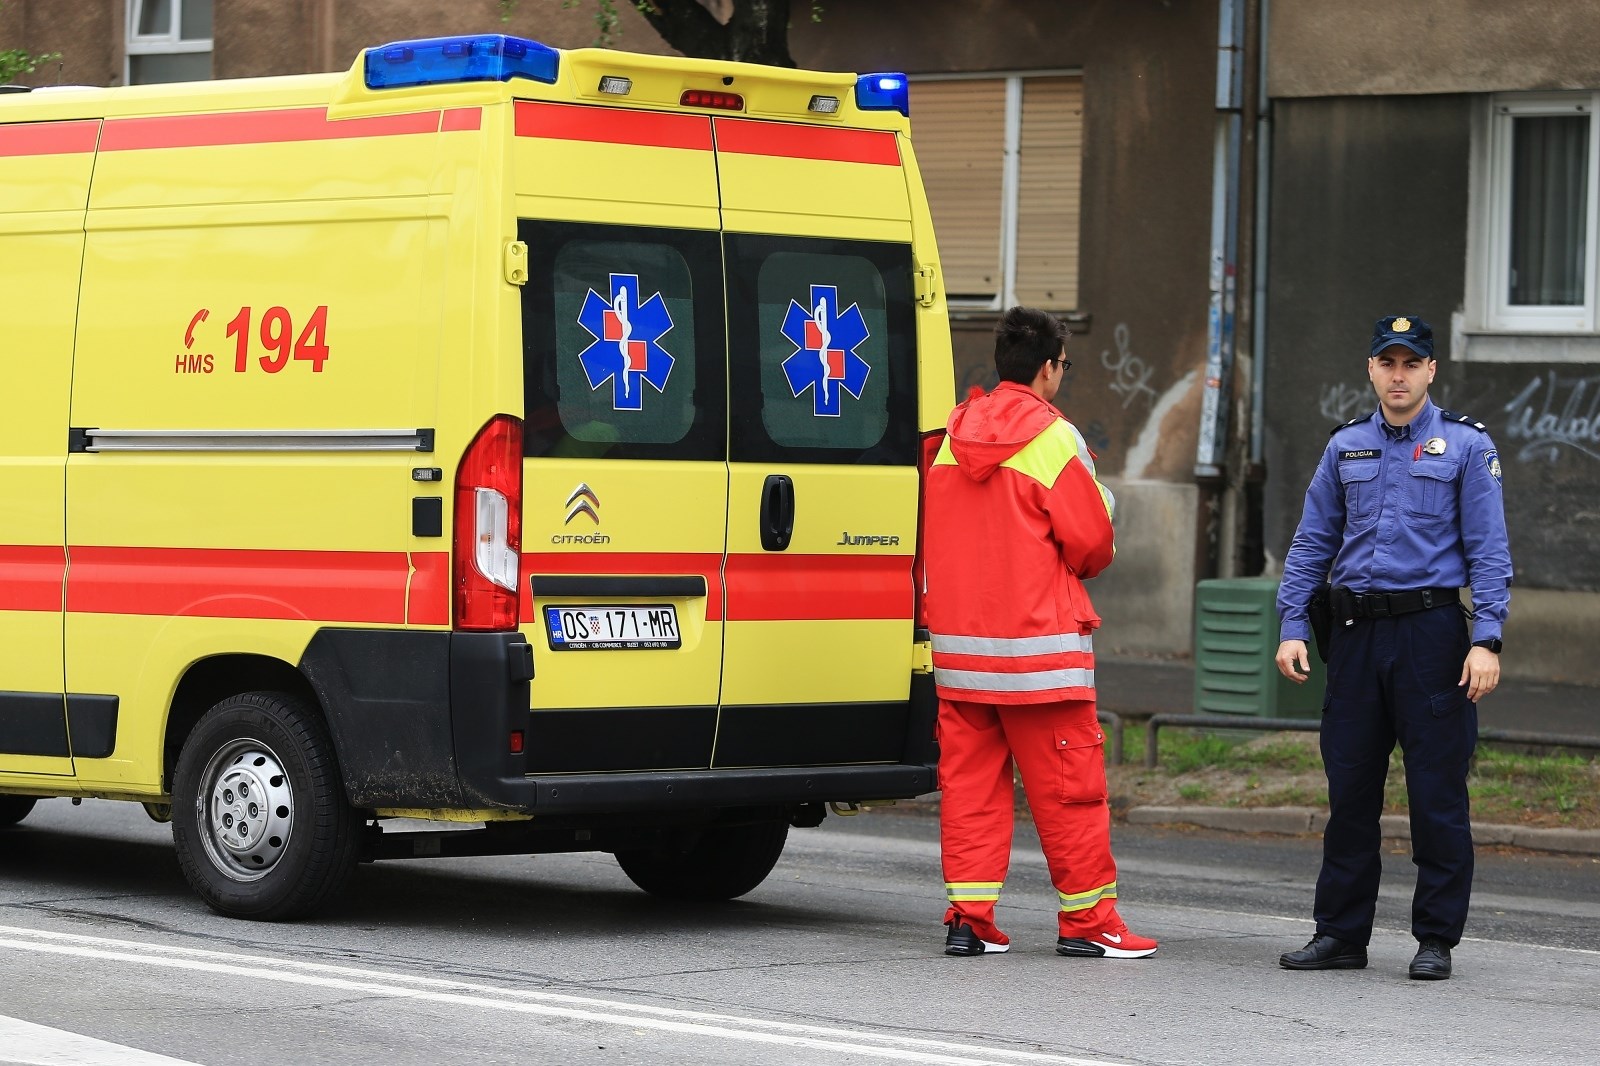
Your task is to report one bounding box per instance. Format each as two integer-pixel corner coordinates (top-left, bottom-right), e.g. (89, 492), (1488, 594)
(519, 221), (726, 461)
(724, 235), (917, 466)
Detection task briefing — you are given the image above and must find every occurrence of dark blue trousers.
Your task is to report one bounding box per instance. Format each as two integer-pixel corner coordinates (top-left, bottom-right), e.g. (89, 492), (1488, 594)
(1315, 604), (1477, 947)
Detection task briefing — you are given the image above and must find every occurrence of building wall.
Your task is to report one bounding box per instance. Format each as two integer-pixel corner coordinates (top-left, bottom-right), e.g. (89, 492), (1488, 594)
(1, 0), (119, 87)
(1269, 0), (1600, 98)
(1264, 94), (1600, 683)
(215, 0), (680, 79)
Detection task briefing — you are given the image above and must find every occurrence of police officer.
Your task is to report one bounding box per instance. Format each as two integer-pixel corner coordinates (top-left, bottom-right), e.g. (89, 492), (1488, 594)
(1274, 315), (1510, 981)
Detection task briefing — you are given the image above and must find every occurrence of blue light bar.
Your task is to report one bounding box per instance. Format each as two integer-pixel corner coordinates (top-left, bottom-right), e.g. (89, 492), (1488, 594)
(855, 72), (909, 117)
(364, 34), (560, 91)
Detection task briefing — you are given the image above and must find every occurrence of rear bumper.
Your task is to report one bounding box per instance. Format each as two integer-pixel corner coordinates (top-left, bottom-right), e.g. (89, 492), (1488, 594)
(299, 628), (938, 814)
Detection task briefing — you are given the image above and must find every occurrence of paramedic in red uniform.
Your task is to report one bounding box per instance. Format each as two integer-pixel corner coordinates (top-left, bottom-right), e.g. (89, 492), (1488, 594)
(924, 306), (1158, 959)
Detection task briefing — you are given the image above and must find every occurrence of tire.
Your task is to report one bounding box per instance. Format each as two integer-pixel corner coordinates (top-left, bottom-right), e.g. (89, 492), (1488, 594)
(171, 691), (360, 921)
(0, 796), (38, 827)
(615, 820), (789, 901)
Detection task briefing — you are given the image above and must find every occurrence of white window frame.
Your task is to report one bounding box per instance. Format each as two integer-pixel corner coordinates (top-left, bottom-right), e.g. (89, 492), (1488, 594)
(125, 0), (213, 85)
(912, 69), (1078, 313)
(1470, 91), (1600, 335)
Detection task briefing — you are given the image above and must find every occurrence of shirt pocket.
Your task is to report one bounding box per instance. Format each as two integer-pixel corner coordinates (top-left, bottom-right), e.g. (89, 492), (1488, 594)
(1404, 458), (1459, 522)
(1337, 460), (1381, 525)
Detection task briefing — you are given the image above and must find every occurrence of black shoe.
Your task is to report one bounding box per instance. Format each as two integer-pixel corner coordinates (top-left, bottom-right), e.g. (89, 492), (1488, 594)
(1409, 938), (1453, 980)
(1279, 934), (1368, 970)
(944, 920), (1009, 957)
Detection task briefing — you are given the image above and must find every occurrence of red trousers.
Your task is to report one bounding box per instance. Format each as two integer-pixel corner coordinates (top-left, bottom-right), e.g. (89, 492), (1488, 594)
(938, 697), (1120, 939)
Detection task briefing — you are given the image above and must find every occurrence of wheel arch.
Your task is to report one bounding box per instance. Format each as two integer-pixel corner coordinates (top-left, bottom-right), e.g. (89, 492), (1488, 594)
(165, 654), (320, 792)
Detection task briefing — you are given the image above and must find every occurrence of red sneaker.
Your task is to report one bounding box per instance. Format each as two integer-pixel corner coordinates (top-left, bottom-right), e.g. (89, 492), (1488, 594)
(1056, 919), (1158, 959)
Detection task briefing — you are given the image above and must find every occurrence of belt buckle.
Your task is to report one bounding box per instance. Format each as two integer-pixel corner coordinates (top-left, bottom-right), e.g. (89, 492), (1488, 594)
(1367, 595), (1391, 618)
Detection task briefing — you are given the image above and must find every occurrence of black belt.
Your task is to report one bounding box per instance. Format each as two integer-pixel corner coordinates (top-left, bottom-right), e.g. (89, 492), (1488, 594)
(1341, 587), (1459, 620)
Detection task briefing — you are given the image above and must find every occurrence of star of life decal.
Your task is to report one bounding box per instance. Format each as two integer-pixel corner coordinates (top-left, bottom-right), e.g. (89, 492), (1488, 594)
(780, 284), (870, 417)
(576, 273), (675, 411)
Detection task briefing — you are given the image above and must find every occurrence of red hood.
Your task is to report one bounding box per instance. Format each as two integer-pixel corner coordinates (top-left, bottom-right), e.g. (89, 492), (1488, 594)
(944, 382), (1061, 482)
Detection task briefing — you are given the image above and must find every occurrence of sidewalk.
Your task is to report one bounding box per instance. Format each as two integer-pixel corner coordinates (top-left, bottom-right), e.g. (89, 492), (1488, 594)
(1097, 654), (1600, 856)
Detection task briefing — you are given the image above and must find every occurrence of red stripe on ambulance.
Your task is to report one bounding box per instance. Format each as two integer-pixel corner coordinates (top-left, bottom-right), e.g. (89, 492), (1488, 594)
(514, 100), (713, 151)
(64, 546), (411, 624)
(714, 118), (901, 166)
(0, 120), (100, 157)
(723, 553), (912, 621)
(99, 107), (442, 152)
(407, 551), (451, 626)
(0, 545), (66, 612)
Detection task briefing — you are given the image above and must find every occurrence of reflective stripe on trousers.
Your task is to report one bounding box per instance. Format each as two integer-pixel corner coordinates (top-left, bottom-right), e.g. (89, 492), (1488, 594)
(1059, 880), (1117, 913)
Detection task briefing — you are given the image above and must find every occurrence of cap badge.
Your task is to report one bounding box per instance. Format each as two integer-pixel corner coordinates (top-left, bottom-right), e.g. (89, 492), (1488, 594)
(1392, 317), (1412, 332)
(1423, 437), (1446, 455)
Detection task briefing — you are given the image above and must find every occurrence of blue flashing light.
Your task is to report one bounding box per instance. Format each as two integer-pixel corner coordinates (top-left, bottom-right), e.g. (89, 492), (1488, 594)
(364, 34), (560, 91)
(855, 72), (909, 117)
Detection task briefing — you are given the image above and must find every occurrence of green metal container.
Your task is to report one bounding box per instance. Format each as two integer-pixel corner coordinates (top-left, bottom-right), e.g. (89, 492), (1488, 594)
(1193, 577), (1324, 718)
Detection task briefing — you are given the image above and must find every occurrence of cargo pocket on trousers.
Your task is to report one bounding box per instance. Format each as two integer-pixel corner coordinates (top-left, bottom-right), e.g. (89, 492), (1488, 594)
(1055, 721), (1107, 804)
(1429, 688), (1469, 719)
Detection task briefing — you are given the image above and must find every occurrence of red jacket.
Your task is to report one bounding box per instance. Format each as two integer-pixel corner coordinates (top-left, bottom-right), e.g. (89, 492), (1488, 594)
(924, 383), (1115, 704)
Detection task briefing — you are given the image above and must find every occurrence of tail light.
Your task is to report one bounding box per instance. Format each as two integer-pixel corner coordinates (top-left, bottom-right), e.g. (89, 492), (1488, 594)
(453, 415), (524, 631)
(913, 428), (945, 629)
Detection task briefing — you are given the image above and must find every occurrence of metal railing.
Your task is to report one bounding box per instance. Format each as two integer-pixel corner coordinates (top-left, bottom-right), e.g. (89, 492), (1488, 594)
(1098, 710), (1124, 766)
(1142, 713), (1600, 769)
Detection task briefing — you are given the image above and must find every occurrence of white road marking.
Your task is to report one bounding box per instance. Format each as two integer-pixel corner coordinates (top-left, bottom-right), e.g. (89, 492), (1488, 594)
(0, 1015), (208, 1066)
(0, 925), (1130, 1066)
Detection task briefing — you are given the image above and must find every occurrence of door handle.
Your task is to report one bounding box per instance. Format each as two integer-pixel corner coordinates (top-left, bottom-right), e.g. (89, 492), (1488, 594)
(759, 474), (794, 551)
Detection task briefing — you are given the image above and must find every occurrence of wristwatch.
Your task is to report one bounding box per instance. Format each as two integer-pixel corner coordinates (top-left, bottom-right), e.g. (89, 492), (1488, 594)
(1472, 638), (1503, 654)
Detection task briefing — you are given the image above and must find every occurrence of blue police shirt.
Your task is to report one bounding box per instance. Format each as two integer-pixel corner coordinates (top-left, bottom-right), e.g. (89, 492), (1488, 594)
(1278, 398), (1511, 644)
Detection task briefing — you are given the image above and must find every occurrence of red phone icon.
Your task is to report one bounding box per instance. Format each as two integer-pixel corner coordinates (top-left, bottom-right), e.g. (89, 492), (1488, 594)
(184, 308), (210, 348)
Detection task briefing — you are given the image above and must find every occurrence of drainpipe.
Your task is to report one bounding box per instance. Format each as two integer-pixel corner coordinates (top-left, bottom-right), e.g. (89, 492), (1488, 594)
(1196, 0), (1245, 484)
(1249, 0), (1272, 470)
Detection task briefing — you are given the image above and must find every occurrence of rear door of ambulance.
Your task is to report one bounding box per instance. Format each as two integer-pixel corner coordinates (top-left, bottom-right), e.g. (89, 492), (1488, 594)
(712, 116), (921, 768)
(511, 99), (727, 773)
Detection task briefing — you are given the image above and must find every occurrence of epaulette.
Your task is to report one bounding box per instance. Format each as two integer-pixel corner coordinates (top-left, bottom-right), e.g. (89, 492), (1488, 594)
(1438, 409), (1488, 432)
(1328, 414), (1366, 436)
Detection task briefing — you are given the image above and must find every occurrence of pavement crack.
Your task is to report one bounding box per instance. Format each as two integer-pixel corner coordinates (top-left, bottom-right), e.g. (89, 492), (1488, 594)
(1229, 1004), (1329, 1032)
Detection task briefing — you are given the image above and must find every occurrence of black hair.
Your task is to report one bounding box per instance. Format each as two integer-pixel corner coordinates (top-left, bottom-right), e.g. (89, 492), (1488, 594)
(993, 306), (1068, 384)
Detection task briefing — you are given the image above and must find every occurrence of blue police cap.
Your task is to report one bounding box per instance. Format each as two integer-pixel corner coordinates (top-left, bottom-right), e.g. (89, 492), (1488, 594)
(1370, 315), (1434, 359)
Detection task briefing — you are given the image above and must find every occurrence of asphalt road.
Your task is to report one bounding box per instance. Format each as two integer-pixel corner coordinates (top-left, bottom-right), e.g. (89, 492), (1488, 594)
(1, 799), (1596, 1066)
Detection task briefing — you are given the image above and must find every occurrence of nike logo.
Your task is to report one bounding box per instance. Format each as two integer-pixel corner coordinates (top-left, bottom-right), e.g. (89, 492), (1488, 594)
(1101, 933), (1122, 943)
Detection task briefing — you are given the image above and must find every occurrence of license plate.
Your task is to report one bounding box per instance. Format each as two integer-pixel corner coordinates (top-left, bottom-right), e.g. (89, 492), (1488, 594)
(544, 604), (681, 651)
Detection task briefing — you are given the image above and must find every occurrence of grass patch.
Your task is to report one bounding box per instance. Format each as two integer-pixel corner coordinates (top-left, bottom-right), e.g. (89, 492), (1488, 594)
(1110, 723), (1600, 828)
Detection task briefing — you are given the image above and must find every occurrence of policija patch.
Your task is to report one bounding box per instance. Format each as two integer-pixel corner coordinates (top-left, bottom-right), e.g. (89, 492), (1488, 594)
(1484, 448), (1502, 483)
(1340, 449), (1379, 460)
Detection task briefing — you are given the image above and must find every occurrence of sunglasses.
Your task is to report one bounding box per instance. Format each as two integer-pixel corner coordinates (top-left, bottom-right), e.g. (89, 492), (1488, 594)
(1052, 357), (1072, 371)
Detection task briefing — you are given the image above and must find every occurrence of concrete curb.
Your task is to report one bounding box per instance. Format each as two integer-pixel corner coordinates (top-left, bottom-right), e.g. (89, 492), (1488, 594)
(1124, 805), (1600, 856)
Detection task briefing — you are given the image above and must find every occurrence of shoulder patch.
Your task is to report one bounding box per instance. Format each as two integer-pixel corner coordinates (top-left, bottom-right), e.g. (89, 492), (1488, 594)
(1439, 409), (1488, 433)
(1483, 448), (1502, 483)
(1329, 414), (1367, 436)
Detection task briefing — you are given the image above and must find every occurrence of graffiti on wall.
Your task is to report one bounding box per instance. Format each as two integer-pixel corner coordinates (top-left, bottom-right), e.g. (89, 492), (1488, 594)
(1318, 381), (1370, 423)
(1502, 370), (1600, 463)
(1100, 323), (1159, 409)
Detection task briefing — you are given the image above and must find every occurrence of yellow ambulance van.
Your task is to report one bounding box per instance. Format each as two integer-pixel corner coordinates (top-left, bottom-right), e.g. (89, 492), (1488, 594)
(0, 34), (954, 919)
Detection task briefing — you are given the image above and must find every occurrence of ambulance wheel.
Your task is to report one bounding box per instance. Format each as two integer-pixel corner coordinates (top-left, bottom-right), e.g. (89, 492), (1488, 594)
(0, 796), (37, 827)
(172, 691), (360, 921)
(615, 820), (789, 901)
